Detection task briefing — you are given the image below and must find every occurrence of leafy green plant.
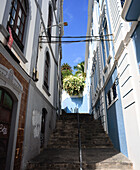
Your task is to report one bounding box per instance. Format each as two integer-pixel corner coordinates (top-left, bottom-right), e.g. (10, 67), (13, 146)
(61, 63), (73, 80)
(63, 75), (85, 96)
(61, 63), (72, 72)
(74, 61), (86, 78)
(61, 69), (73, 80)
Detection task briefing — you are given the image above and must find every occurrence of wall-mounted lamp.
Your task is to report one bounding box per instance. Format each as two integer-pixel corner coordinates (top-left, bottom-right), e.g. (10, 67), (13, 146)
(33, 68), (39, 82)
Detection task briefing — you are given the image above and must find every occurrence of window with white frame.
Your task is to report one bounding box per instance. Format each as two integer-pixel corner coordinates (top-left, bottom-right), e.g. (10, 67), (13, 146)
(112, 83), (117, 100)
(101, 18), (110, 70)
(107, 82), (118, 108)
(104, 21), (110, 58)
(107, 89), (112, 106)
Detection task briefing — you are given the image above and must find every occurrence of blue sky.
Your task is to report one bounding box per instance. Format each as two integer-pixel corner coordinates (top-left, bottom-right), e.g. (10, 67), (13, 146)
(62, 0), (88, 72)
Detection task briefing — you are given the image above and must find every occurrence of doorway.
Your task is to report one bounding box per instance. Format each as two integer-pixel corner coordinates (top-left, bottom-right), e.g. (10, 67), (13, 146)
(0, 88), (13, 170)
(40, 108), (47, 148)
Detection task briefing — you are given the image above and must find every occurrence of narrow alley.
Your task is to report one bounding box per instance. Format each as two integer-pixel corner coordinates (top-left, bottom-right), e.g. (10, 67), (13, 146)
(0, 0), (140, 170)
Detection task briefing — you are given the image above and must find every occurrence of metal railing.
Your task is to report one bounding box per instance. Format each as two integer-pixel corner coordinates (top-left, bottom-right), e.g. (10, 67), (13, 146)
(77, 113), (83, 170)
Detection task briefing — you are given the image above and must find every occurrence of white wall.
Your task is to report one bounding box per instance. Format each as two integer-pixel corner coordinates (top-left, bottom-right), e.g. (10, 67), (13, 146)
(0, 1), (6, 24)
(117, 42), (140, 170)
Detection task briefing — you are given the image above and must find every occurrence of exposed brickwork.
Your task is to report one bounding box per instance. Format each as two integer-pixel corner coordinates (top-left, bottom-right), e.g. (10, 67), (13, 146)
(0, 53), (29, 170)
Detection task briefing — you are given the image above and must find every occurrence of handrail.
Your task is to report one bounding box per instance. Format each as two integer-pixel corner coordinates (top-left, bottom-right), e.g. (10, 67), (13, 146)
(77, 113), (83, 170)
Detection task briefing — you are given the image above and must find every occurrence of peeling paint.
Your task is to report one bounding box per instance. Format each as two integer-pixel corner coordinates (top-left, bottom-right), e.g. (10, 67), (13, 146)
(32, 110), (41, 138)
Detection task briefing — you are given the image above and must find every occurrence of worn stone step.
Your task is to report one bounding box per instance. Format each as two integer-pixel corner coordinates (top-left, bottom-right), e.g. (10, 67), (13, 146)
(81, 142), (113, 147)
(47, 145), (78, 149)
(48, 141), (78, 146)
(82, 150), (133, 170)
(49, 134), (78, 139)
(26, 113), (133, 170)
(27, 163), (80, 170)
(81, 146), (114, 149)
(80, 129), (105, 133)
(81, 137), (112, 142)
(26, 148), (80, 169)
(80, 125), (104, 129)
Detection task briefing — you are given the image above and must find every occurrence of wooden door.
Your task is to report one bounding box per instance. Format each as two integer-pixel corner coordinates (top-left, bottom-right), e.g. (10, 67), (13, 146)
(0, 88), (13, 170)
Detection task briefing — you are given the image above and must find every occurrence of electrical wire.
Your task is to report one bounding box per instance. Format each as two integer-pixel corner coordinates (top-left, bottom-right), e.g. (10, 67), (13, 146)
(39, 34), (113, 39)
(39, 38), (113, 44)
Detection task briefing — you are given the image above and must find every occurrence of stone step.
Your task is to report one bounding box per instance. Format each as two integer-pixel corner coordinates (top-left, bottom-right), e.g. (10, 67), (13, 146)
(80, 129), (105, 133)
(82, 149), (133, 169)
(81, 144), (114, 149)
(50, 134), (78, 138)
(80, 124), (104, 127)
(46, 145), (78, 149)
(26, 113), (133, 170)
(48, 140), (78, 146)
(26, 148), (80, 170)
(81, 142), (113, 147)
(81, 136), (112, 142)
(51, 133), (108, 137)
(27, 163), (80, 170)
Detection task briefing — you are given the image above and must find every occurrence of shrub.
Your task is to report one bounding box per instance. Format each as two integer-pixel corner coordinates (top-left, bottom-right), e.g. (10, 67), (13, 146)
(63, 75), (85, 96)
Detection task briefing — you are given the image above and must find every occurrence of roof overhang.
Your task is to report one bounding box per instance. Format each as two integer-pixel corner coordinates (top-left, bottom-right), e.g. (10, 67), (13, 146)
(122, 0), (140, 21)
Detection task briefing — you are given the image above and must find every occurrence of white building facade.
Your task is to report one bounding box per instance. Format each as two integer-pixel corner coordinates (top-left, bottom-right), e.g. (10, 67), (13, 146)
(85, 0), (140, 169)
(0, 0), (64, 169)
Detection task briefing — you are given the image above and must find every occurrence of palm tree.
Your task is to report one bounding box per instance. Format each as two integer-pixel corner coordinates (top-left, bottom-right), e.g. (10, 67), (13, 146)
(61, 63), (72, 72)
(61, 63), (73, 80)
(74, 61), (86, 78)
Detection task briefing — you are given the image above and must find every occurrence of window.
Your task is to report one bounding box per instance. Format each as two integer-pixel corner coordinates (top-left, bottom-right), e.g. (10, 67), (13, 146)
(107, 90), (111, 105)
(107, 82), (118, 108)
(101, 18), (111, 70)
(112, 83), (117, 100)
(44, 51), (50, 91)
(104, 22), (110, 58)
(101, 32), (106, 67)
(47, 4), (53, 42)
(120, 0), (125, 8)
(7, 0), (27, 51)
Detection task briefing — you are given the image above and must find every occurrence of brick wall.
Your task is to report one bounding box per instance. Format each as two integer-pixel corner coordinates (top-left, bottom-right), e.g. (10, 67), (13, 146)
(0, 53), (29, 170)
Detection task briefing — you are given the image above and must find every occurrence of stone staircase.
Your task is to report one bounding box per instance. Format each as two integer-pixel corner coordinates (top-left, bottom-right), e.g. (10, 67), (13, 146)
(26, 113), (133, 170)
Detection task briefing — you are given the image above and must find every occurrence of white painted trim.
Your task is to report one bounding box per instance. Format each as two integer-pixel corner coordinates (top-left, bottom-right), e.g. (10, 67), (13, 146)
(107, 97), (118, 109)
(0, 64), (23, 170)
(0, 64), (23, 93)
(0, 25), (28, 64)
(121, 0), (132, 21)
(85, 0), (94, 73)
